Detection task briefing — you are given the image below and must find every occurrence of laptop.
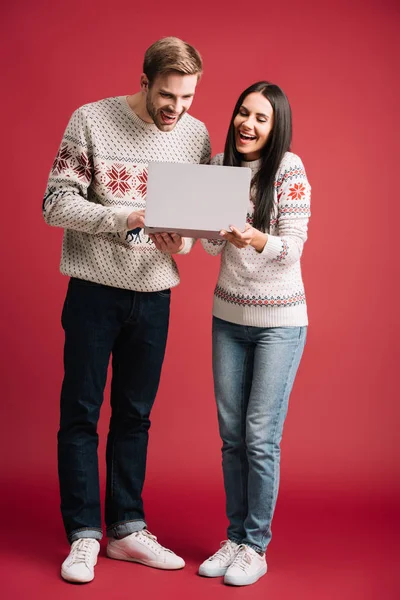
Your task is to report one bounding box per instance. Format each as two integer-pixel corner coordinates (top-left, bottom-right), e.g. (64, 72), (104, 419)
(144, 162), (251, 239)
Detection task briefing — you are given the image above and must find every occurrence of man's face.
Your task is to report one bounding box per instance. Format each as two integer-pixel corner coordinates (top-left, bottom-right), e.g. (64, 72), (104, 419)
(142, 72), (198, 131)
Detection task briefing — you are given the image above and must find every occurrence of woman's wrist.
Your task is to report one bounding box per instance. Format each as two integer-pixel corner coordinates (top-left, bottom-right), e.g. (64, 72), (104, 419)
(252, 231), (268, 253)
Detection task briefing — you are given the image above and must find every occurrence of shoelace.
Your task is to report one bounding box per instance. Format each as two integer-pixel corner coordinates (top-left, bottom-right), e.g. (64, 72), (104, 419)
(70, 539), (97, 565)
(209, 540), (237, 562)
(138, 530), (173, 554)
(230, 544), (253, 571)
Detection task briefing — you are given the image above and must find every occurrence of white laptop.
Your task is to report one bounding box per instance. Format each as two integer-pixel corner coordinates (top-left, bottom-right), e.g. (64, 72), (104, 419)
(144, 162), (251, 239)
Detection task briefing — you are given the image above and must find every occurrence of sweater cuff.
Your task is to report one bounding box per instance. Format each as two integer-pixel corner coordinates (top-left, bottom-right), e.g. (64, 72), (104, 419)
(260, 234), (282, 259)
(177, 237), (196, 255)
(114, 208), (132, 232)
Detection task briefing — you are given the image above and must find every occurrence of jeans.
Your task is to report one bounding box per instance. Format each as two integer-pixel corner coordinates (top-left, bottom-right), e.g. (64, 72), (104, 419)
(212, 316), (307, 553)
(58, 278), (171, 543)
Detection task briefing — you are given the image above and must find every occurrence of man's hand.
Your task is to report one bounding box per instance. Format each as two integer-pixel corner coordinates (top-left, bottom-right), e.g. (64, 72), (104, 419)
(149, 232), (185, 254)
(220, 224), (268, 252)
(127, 210), (145, 230)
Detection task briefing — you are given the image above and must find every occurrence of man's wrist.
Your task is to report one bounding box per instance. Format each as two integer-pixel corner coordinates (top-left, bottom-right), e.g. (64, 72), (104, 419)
(176, 239), (186, 254)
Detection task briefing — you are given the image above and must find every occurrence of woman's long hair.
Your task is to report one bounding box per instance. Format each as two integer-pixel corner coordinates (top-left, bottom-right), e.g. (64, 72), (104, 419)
(223, 81), (292, 232)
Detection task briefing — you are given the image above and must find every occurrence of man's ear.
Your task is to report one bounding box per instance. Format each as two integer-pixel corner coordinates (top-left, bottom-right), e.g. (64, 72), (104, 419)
(140, 74), (149, 92)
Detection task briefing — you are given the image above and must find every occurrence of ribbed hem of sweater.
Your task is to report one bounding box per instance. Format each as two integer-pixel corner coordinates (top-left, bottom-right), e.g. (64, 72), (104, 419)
(213, 296), (308, 327)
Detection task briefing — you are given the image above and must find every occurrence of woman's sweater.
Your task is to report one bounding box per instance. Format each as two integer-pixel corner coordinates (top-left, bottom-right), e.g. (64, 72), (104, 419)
(202, 152), (311, 327)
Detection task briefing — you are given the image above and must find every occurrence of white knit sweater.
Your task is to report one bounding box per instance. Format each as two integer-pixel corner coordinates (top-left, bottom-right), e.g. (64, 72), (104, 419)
(202, 152), (311, 327)
(43, 96), (210, 291)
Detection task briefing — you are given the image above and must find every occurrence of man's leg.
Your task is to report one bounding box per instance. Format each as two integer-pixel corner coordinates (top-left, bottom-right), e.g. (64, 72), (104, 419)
(105, 289), (170, 533)
(105, 289), (184, 569)
(58, 278), (126, 543)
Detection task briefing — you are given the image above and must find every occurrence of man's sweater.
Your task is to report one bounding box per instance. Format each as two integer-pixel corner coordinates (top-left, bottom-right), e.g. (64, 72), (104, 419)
(43, 96), (210, 291)
(202, 152), (311, 327)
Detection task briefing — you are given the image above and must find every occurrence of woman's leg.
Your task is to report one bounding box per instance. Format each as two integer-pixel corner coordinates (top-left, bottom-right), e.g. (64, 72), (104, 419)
(212, 317), (254, 543)
(243, 326), (307, 552)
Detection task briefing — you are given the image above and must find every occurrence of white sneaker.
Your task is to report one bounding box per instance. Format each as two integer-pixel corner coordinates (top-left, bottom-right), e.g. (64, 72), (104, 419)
(106, 529), (185, 570)
(198, 540), (239, 577)
(61, 538), (100, 583)
(224, 544), (267, 586)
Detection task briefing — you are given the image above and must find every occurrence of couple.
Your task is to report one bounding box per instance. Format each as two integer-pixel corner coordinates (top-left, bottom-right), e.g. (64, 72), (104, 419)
(43, 36), (311, 588)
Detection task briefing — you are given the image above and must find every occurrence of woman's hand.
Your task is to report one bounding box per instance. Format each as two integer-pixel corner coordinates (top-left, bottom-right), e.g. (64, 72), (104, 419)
(220, 224), (268, 253)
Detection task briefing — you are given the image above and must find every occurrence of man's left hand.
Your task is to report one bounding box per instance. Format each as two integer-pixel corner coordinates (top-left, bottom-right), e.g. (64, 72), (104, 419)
(149, 232), (185, 253)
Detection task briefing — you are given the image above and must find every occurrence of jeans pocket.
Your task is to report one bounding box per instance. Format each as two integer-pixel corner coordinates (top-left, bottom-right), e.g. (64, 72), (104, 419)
(155, 289), (171, 298)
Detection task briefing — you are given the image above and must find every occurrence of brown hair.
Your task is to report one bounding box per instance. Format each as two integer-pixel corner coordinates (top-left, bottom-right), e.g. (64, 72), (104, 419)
(143, 37), (203, 84)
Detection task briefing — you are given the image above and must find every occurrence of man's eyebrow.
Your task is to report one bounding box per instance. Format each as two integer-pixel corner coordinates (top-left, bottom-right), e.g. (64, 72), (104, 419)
(159, 89), (194, 97)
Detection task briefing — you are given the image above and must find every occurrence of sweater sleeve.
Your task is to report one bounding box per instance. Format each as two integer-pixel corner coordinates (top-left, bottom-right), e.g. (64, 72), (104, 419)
(261, 154), (311, 266)
(42, 107), (132, 234)
(177, 237), (197, 254)
(201, 237), (226, 255)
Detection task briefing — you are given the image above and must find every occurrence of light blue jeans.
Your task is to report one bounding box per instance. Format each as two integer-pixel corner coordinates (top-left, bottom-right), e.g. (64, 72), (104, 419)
(212, 317), (307, 553)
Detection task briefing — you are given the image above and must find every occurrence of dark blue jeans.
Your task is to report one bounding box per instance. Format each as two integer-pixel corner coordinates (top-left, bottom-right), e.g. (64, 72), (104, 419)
(58, 278), (171, 542)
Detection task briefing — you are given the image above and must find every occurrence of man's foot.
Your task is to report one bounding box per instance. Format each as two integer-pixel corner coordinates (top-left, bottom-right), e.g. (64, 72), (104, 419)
(198, 540), (239, 577)
(106, 529), (185, 570)
(224, 544), (267, 586)
(61, 538), (100, 583)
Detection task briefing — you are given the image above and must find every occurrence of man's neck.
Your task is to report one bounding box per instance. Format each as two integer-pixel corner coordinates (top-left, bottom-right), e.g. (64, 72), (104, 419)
(126, 93), (153, 124)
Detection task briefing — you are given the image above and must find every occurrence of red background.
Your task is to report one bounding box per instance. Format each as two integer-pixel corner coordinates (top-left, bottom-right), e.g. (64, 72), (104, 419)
(0, 0), (398, 598)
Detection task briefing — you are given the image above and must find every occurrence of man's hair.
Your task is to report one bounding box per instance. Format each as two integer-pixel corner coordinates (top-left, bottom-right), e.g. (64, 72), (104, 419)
(143, 37), (203, 84)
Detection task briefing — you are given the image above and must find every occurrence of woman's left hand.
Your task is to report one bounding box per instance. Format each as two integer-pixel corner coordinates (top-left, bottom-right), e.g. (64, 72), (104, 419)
(220, 224), (268, 252)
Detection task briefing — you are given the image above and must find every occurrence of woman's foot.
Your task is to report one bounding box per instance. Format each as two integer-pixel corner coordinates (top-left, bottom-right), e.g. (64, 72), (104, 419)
(198, 540), (239, 577)
(224, 544), (267, 586)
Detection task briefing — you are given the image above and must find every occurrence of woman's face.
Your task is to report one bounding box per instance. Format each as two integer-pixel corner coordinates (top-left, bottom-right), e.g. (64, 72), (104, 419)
(233, 92), (274, 160)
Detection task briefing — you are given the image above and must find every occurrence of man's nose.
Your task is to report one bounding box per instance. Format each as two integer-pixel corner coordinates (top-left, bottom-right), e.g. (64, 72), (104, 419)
(170, 98), (182, 115)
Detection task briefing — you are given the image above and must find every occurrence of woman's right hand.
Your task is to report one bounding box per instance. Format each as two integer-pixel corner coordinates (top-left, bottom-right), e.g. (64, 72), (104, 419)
(221, 224), (268, 253)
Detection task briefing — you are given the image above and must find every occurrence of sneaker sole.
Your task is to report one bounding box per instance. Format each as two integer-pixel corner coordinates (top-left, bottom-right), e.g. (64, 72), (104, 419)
(61, 568), (95, 584)
(106, 547), (185, 570)
(198, 565), (228, 577)
(61, 556), (97, 584)
(224, 564), (267, 586)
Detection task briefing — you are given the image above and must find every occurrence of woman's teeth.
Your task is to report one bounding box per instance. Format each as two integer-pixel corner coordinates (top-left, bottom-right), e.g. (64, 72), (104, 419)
(239, 132), (256, 141)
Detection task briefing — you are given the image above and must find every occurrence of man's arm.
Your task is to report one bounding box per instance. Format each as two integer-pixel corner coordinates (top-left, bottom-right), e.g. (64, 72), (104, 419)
(43, 107), (138, 234)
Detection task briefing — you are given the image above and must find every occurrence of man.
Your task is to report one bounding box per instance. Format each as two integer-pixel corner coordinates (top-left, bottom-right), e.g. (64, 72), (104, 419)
(43, 37), (210, 584)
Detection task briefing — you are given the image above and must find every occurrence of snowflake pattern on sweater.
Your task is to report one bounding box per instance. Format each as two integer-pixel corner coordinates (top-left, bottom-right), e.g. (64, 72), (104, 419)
(43, 96), (211, 291)
(202, 152), (311, 327)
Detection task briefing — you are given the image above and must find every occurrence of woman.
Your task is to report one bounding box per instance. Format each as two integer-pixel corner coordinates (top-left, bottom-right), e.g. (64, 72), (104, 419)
(199, 81), (311, 586)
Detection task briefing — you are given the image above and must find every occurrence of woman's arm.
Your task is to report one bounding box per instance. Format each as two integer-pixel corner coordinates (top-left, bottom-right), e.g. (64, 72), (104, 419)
(201, 237), (226, 256)
(221, 154), (311, 266)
